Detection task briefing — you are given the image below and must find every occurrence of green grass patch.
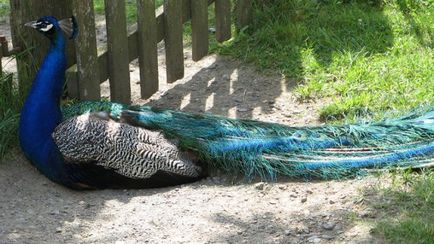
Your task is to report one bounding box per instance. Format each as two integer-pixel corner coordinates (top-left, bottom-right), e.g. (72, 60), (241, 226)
(364, 171), (434, 243)
(93, 0), (164, 23)
(0, 0), (9, 22)
(0, 73), (22, 159)
(215, 0), (434, 121)
(92, 0), (219, 48)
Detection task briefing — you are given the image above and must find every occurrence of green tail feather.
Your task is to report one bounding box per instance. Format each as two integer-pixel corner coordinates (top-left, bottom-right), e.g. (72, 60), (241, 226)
(62, 101), (434, 179)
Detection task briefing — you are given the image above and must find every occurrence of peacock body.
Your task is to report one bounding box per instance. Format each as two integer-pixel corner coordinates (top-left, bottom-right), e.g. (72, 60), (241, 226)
(18, 16), (434, 190)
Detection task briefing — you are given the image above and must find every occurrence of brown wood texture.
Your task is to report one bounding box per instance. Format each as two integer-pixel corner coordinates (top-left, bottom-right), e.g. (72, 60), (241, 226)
(137, 0), (159, 99)
(164, 0), (184, 83)
(191, 0), (209, 61)
(235, 0), (252, 31)
(215, 0), (231, 42)
(105, 0), (131, 104)
(70, 0), (100, 100)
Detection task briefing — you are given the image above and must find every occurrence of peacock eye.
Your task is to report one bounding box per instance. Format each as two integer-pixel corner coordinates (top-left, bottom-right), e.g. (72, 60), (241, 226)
(39, 22), (54, 32)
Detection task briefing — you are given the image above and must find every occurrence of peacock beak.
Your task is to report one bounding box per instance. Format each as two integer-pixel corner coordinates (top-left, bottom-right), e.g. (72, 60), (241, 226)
(24, 21), (38, 29)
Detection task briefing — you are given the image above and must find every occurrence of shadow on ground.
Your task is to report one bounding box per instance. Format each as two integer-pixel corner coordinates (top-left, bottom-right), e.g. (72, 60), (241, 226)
(227, 0), (394, 82)
(0, 152), (380, 243)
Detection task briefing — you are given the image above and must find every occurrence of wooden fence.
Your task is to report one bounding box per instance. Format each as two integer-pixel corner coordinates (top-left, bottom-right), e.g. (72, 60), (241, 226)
(5, 0), (252, 103)
(68, 0), (252, 104)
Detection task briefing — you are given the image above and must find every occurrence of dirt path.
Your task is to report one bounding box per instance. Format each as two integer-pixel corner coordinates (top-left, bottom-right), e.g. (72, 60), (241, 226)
(1, 152), (382, 244)
(0, 19), (383, 243)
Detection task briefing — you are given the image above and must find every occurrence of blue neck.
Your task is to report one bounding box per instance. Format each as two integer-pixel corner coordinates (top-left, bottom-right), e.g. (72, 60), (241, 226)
(19, 32), (67, 179)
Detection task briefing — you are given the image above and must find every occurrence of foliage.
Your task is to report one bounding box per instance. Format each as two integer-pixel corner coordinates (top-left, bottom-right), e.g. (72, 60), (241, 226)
(0, 73), (22, 159)
(366, 170), (434, 243)
(93, 0), (164, 23)
(215, 0), (434, 121)
(0, 0), (9, 22)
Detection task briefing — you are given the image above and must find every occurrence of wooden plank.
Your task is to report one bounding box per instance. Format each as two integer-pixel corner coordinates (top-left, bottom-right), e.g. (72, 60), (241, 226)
(71, 1), (100, 100)
(191, 0), (209, 61)
(235, 0), (252, 31)
(164, 0), (184, 83)
(65, 68), (79, 98)
(182, 0), (191, 23)
(137, 0), (159, 99)
(0, 36), (7, 56)
(67, 1), (216, 86)
(105, 0), (131, 104)
(215, 0), (231, 42)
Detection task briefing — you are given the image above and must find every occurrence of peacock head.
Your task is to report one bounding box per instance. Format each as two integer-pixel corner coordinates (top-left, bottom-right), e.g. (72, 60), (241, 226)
(25, 16), (78, 40)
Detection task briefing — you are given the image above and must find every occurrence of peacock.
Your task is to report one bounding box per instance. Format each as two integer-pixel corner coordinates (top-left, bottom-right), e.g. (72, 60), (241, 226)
(18, 16), (434, 190)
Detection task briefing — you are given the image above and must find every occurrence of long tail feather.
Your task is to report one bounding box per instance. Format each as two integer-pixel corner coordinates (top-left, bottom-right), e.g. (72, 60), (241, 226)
(62, 102), (434, 179)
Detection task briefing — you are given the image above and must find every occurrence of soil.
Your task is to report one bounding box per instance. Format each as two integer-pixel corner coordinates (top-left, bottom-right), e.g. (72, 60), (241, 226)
(0, 18), (383, 243)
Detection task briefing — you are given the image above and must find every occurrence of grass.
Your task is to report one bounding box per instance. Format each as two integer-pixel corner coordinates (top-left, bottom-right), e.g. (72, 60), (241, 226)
(0, 0), (9, 22)
(93, 0), (164, 23)
(0, 72), (22, 158)
(216, 0), (434, 121)
(92, 0), (218, 47)
(364, 170), (434, 243)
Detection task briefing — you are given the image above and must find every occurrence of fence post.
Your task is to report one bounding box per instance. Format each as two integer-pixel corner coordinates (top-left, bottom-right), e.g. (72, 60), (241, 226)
(105, 0), (131, 104)
(71, 1), (100, 101)
(9, 0), (75, 96)
(0, 36), (13, 98)
(137, 0), (159, 99)
(191, 1), (209, 61)
(235, 0), (252, 31)
(164, 0), (184, 83)
(215, 0), (231, 42)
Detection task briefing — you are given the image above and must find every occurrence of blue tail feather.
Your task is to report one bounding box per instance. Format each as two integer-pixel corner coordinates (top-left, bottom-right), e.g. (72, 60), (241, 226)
(62, 102), (434, 179)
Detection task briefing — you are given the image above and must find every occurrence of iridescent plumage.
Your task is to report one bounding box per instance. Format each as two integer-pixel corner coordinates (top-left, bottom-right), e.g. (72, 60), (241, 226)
(19, 16), (434, 189)
(62, 101), (434, 180)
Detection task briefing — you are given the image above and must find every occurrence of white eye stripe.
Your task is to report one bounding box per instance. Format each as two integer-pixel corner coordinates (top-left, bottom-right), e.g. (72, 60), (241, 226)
(40, 23), (54, 32)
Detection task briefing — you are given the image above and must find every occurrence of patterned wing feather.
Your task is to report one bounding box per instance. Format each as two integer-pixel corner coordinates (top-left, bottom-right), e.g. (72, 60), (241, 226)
(53, 112), (204, 181)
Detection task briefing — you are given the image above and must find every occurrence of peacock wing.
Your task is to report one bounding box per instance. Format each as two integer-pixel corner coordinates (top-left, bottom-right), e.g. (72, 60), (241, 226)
(52, 112), (205, 188)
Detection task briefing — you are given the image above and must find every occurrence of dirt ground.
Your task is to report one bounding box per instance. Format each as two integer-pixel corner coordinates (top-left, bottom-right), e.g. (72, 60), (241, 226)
(0, 18), (384, 244)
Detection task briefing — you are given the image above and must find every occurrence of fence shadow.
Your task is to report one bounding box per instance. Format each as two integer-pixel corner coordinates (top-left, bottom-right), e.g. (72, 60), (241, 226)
(142, 2), (395, 122)
(0, 154), (379, 243)
(146, 53), (296, 120)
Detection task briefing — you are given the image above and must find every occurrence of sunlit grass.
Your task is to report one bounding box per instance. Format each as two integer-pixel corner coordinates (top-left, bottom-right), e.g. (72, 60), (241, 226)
(215, 0), (434, 121)
(0, 0), (9, 22)
(0, 73), (22, 158)
(364, 170), (434, 243)
(93, 0), (164, 23)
